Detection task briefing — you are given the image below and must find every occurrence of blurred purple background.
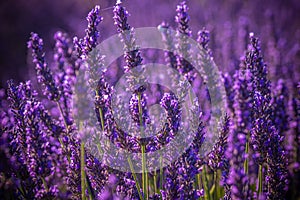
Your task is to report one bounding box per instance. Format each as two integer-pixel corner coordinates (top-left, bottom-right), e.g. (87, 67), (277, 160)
(0, 0), (300, 88)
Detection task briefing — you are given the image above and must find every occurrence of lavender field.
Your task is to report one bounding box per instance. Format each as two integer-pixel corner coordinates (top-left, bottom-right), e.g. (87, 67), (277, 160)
(0, 0), (299, 199)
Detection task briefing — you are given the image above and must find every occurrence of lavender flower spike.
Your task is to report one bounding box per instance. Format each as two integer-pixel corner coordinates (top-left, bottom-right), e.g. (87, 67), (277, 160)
(246, 33), (272, 165)
(225, 63), (253, 199)
(158, 22), (177, 70)
(160, 93), (181, 135)
(175, 1), (191, 37)
(208, 114), (230, 171)
(226, 128), (251, 200)
(74, 5), (102, 59)
(175, 1), (194, 81)
(28, 33), (61, 101)
(197, 28), (211, 54)
(129, 87), (150, 128)
(113, 1), (143, 74)
(266, 127), (288, 200)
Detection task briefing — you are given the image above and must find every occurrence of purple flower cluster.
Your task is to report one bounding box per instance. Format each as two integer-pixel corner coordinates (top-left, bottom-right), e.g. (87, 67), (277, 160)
(28, 33), (61, 101)
(74, 5), (102, 59)
(0, 1), (299, 200)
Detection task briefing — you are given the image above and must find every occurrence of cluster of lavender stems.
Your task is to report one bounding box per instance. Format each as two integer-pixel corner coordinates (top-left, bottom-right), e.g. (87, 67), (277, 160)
(0, 1), (299, 200)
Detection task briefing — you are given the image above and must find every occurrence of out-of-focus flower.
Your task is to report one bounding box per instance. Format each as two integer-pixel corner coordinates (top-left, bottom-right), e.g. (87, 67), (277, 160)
(28, 33), (61, 101)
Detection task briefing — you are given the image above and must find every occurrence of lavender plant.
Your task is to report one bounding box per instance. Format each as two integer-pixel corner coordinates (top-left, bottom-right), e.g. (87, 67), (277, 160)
(0, 1), (299, 200)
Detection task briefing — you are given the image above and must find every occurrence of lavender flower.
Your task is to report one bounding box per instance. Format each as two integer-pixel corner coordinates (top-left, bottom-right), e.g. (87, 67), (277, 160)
(113, 1), (143, 74)
(292, 84), (300, 160)
(177, 148), (199, 199)
(53, 31), (79, 122)
(1, 1), (299, 199)
(246, 33), (272, 165)
(226, 129), (251, 200)
(85, 152), (109, 196)
(159, 93), (181, 136)
(74, 5), (102, 59)
(208, 114), (230, 171)
(175, 1), (195, 81)
(99, 174), (120, 200)
(163, 161), (180, 199)
(28, 33), (61, 101)
(54, 31), (77, 81)
(64, 136), (81, 199)
(272, 79), (289, 134)
(23, 99), (61, 198)
(115, 172), (140, 199)
(94, 77), (113, 130)
(197, 28), (211, 56)
(163, 105), (204, 200)
(158, 22), (177, 70)
(266, 127), (288, 200)
(175, 1), (191, 37)
(246, 33), (288, 198)
(7, 81), (64, 199)
(222, 73), (235, 113)
(144, 92), (182, 153)
(7, 80), (36, 198)
(113, 1), (149, 156)
(225, 61), (254, 199)
(129, 87), (151, 128)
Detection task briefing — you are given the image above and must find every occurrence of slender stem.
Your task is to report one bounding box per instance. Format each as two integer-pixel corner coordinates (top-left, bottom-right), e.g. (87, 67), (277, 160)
(197, 173), (202, 191)
(16, 186), (26, 199)
(214, 171), (218, 200)
(86, 181), (93, 200)
(258, 164), (263, 196)
(41, 177), (49, 192)
(244, 134), (249, 175)
(159, 154), (163, 192)
(97, 105), (105, 158)
(56, 101), (71, 163)
(98, 108), (105, 131)
(138, 92), (148, 199)
(127, 157), (143, 200)
(141, 145), (147, 199)
(81, 142), (87, 200)
(153, 170), (157, 194)
(217, 170), (222, 198)
(15, 172), (26, 198)
(202, 165), (212, 200)
(56, 101), (69, 133)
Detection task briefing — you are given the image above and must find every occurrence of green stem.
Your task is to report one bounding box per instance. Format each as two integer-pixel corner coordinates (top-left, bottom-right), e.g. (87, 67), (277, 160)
(16, 183), (26, 199)
(56, 101), (71, 162)
(258, 164), (263, 196)
(214, 171), (218, 200)
(244, 135), (249, 175)
(81, 142), (87, 200)
(141, 145), (147, 199)
(153, 170), (157, 194)
(41, 177), (49, 192)
(87, 184), (93, 200)
(138, 92), (148, 199)
(97, 103), (105, 132)
(56, 101), (69, 133)
(127, 157), (143, 200)
(202, 165), (212, 200)
(97, 104), (105, 157)
(159, 155), (163, 192)
(197, 173), (202, 191)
